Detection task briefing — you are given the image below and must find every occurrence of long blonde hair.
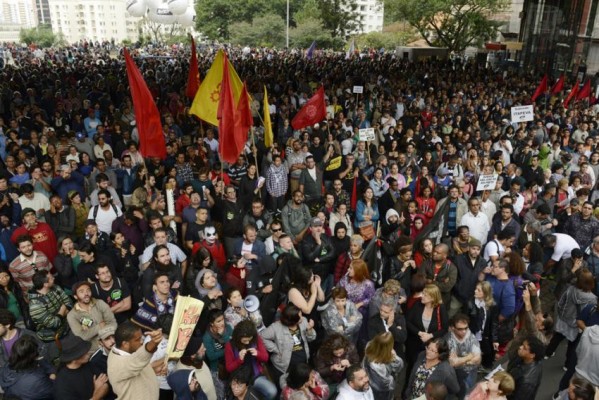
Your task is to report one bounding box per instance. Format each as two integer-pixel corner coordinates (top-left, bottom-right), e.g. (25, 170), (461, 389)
(364, 332), (395, 364)
(477, 281), (495, 308)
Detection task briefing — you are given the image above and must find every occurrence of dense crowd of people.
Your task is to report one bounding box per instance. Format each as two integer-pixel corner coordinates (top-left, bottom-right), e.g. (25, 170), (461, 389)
(0, 41), (598, 400)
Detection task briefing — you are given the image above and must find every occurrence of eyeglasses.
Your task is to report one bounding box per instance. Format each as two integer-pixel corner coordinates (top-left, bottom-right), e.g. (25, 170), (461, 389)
(271, 228), (282, 232)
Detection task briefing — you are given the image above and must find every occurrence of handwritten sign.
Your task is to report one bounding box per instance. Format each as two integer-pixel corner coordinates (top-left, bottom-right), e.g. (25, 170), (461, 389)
(358, 128), (375, 141)
(166, 296), (204, 359)
(353, 86), (364, 94)
(510, 105), (534, 123)
(476, 174), (499, 191)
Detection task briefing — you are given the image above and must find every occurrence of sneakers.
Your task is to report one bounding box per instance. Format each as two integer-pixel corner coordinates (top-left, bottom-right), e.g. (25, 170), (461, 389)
(544, 352), (555, 360)
(563, 366), (568, 371)
(552, 392), (561, 400)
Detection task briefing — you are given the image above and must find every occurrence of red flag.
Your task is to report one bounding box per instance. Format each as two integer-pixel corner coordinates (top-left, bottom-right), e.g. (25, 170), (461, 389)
(531, 74), (548, 102)
(291, 86), (327, 130)
(185, 37), (200, 99)
(350, 176), (358, 211)
(577, 79), (592, 100)
(123, 49), (166, 159)
(217, 53), (239, 165)
(564, 80), (580, 108)
(551, 74), (565, 95)
(234, 83), (252, 153)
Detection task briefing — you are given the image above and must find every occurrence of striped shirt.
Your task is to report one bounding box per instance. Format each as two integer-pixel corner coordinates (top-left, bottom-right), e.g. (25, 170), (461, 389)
(9, 252), (52, 296)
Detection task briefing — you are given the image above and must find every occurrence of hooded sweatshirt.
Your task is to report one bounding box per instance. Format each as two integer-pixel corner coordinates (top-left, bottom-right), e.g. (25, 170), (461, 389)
(576, 324), (599, 385)
(538, 144), (551, 171)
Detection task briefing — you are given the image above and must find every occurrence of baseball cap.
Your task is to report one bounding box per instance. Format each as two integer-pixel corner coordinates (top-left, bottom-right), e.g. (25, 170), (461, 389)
(98, 326), (116, 340)
(310, 217), (323, 228)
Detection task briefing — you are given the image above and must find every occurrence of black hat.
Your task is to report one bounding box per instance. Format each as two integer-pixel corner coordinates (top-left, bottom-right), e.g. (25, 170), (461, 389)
(21, 208), (35, 219)
(60, 334), (91, 362)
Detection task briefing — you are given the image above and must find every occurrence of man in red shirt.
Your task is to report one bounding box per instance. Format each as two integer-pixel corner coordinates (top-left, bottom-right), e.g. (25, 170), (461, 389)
(11, 208), (57, 263)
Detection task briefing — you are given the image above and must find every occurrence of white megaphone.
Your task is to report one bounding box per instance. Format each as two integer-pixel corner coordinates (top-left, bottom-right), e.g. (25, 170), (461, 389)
(244, 295), (264, 332)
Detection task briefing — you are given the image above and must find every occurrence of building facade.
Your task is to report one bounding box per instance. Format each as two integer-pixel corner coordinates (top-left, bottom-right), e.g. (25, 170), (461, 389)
(0, 0), (38, 42)
(47, 0), (140, 43)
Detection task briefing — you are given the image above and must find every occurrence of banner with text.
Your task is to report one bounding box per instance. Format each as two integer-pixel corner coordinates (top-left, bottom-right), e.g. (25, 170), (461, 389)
(510, 105), (534, 123)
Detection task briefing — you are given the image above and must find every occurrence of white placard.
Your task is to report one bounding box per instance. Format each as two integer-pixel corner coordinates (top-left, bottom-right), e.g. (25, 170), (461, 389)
(358, 128), (375, 141)
(476, 174), (499, 191)
(510, 105), (534, 123)
(353, 86), (364, 94)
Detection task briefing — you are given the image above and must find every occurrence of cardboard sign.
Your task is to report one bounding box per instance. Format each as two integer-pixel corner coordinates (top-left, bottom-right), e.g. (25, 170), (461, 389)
(353, 86), (363, 94)
(166, 296), (204, 359)
(476, 174), (499, 191)
(358, 128), (375, 141)
(510, 105), (534, 123)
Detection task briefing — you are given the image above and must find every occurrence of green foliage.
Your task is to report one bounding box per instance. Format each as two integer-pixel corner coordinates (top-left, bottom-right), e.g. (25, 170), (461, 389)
(230, 15), (286, 47)
(289, 18), (344, 49)
(294, 0), (323, 24)
(196, 0), (363, 43)
(19, 25), (57, 48)
(388, 0), (509, 53)
(316, 0), (363, 38)
(355, 29), (417, 49)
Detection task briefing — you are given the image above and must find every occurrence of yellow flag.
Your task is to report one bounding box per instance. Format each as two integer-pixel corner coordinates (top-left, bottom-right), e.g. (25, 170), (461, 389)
(189, 50), (244, 126)
(263, 86), (273, 147)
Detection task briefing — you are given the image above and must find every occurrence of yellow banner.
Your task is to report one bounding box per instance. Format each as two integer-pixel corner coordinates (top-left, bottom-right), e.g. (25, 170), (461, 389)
(189, 50), (244, 126)
(166, 296), (204, 359)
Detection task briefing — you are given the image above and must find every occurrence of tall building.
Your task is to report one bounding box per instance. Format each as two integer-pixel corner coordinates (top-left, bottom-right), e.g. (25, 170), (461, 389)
(355, 0), (384, 33)
(47, 0), (141, 43)
(0, 0), (38, 42)
(34, 0), (49, 24)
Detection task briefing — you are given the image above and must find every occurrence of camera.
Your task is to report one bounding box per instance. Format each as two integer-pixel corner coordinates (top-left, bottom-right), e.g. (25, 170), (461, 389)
(516, 280), (531, 290)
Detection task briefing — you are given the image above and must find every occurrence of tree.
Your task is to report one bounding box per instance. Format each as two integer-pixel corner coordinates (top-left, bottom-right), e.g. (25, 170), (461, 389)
(19, 25), (57, 48)
(230, 15), (286, 47)
(316, 0), (363, 38)
(388, 0), (509, 54)
(289, 18), (344, 49)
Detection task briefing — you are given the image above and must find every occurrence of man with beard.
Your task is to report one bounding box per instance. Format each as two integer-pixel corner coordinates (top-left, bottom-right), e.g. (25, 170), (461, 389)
(337, 364), (374, 400)
(141, 245), (183, 300)
(9, 234), (52, 296)
(140, 227), (187, 275)
(92, 265), (132, 324)
(90, 173), (122, 208)
(281, 190), (311, 245)
(89, 326), (117, 400)
(67, 281), (117, 345)
(87, 189), (122, 235)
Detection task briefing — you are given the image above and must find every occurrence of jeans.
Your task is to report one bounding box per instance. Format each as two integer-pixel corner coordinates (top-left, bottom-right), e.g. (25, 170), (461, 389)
(253, 375), (278, 400)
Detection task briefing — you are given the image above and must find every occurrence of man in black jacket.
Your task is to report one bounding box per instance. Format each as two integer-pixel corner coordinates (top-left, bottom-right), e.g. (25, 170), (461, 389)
(301, 217), (336, 295)
(367, 298), (407, 359)
(451, 239), (486, 317)
(367, 298), (408, 399)
(507, 335), (544, 400)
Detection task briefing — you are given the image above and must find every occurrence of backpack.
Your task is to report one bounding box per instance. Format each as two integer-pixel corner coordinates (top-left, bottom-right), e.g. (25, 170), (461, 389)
(92, 203), (119, 219)
(482, 240), (500, 265)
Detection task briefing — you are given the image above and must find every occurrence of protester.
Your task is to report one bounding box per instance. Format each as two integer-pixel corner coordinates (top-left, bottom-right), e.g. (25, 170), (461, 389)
(0, 43), (597, 400)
